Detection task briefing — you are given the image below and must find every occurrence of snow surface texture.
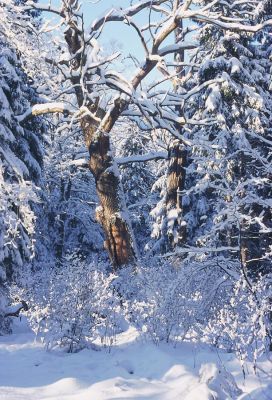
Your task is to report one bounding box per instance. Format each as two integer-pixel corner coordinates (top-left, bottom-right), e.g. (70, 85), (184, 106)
(0, 318), (271, 400)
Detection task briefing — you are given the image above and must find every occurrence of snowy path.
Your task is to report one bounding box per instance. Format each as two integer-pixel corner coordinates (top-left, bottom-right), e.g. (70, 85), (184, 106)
(0, 321), (271, 400)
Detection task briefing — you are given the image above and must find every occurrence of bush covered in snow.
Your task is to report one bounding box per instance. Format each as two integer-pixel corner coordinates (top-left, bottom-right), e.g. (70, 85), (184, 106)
(25, 254), (126, 352)
(117, 259), (272, 364)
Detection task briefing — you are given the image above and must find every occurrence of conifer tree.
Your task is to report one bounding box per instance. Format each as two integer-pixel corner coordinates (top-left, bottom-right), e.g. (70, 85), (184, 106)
(0, 1), (45, 332)
(184, 0), (271, 277)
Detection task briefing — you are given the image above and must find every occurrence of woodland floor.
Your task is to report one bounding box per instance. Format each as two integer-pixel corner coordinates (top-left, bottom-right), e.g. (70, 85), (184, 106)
(0, 319), (271, 400)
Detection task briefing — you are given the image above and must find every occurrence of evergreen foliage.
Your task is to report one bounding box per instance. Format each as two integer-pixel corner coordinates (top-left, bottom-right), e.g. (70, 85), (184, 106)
(0, 6), (45, 332)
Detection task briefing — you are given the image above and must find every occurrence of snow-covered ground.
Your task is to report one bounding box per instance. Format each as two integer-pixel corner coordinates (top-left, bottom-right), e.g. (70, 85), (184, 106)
(0, 319), (271, 400)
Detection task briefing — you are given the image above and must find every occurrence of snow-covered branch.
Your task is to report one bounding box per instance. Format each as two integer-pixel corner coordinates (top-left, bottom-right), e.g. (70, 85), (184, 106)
(88, 1), (167, 34)
(17, 103), (75, 122)
(24, 1), (63, 16)
(158, 42), (197, 56)
(116, 151), (168, 165)
(190, 13), (272, 33)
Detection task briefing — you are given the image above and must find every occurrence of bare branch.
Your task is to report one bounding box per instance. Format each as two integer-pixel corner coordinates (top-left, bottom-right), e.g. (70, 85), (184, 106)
(4, 301), (29, 318)
(88, 1), (167, 34)
(24, 1), (63, 16)
(126, 18), (149, 56)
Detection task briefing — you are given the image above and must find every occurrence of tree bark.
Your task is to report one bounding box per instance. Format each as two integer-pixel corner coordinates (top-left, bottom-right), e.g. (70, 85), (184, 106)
(81, 114), (136, 267)
(63, 2), (136, 267)
(165, 16), (187, 249)
(165, 140), (187, 248)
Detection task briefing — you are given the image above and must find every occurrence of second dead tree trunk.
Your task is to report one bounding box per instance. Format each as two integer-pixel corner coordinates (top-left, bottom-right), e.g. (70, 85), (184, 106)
(165, 141), (187, 248)
(165, 17), (187, 249)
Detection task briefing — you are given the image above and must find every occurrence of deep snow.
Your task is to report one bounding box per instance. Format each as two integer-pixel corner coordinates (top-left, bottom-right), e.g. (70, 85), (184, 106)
(0, 318), (271, 400)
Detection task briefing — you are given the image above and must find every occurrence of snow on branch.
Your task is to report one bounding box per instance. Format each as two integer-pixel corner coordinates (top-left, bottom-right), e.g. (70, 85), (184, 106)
(64, 159), (89, 168)
(116, 151), (168, 165)
(17, 103), (74, 122)
(162, 246), (240, 257)
(88, 1), (167, 34)
(24, 1), (63, 16)
(158, 42), (197, 56)
(189, 13), (272, 33)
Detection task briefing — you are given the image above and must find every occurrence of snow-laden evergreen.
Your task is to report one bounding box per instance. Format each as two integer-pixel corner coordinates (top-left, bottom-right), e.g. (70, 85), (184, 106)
(0, 3), (45, 332)
(179, 0), (272, 357)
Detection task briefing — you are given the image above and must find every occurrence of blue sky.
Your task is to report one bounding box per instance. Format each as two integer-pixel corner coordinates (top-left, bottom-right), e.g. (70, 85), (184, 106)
(45, 1), (182, 85)
(47, 1), (148, 62)
(83, 1), (148, 78)
(82, 0), (145, 58)
(83, 1), (179, 84)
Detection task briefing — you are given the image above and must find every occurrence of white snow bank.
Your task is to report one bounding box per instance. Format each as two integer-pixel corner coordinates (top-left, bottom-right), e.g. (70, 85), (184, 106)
(0, 318), (271, 400)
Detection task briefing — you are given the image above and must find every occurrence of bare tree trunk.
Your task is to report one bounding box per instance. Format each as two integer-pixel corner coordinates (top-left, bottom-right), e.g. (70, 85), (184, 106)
(81, 115), (136, 267)
(63, 3), (136, 267)
(165, 141), (187, 248)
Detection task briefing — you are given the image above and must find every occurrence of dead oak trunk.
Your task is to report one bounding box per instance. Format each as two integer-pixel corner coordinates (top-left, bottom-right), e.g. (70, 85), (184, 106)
(81, 113), (136, 268)
(64, 9), (136, 268)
